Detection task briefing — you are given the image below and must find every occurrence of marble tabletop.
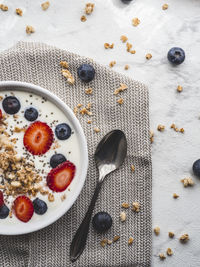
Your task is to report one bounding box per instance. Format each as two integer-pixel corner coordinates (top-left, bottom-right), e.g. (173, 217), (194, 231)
(0, 0), (200, 266)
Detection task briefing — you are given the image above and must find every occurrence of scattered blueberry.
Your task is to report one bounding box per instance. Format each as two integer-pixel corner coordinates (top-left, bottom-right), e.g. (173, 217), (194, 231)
(50, 153), (67, 168)
(167, 47), (185, 65)
(193, 159), (200, 178)
(33, 198), (48, 215)
(2, 96), (21, 114)
(0, 205), (9, 219)
(77, 64), (95, 83)
(24, 107), (38, 121)
(121, 0), (133, 3)
(92, 212), (112, 233)
(55, 123), (71, 140)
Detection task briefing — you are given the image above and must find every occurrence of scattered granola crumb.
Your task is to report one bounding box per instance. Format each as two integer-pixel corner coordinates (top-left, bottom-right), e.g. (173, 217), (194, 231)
(150, 130), (154, 143)
(126, 42), (132, 52)
(77, 104), (83, 108)
(94, 127), (100, 133)
(109, 61), (116, 68)
(146, 53), (152, 60)
(177, 85), (183, 92)
(0, 96), (3, 101)
(16, 8), (23, 16)
(104, 43), (114, 49)
(61, 194), (66, 201)
(132, 202), (140, 212)
(107, 239), (112, 245)
(85, 88), (93, 95)
(114, 83), (128, 95)
(100, 239), (107, 247)
(166, 248), (173, 256)
(128, 237), (134, 245)
(179, 233), (189, 243)
(9, 210), (12, 218)
(181, 178), (194, 187)
(170, 123), (175, 129)
(121, 202), (130, 209)
(73, 106), (78, 115)
(120, 35), (128, 43)
(131, 165), (135, 172)
(132, 18), (140, 26)
(157, 124), (165, 132)
(14, 126), (25, 133)
(80, 107), (92, 116)
(120, 211), (126, 222)
(48, 193), (55, 202)
(41, 1), (50, 11)
(60, 61), (69, 69)
(117, 98), (124, 105)
(61, 69), (75, 85)
(154, 226), (160, 236)
(169, 232), (175, 238)
(81, 15), (87, 22)
(130, 50), (136, 54)
(173, 193), (179, 199)
(113, 235), (120, 242)
(159, 253), (166, 260)
(0, 4), (8, 11)
(85, 3), (95, 15)
(162, 4), (169, 10)
(87, 120), (92, 124)
(26, 25), (35, 35)
(124, 65), (129, 70)
(179, 128), (184, 133)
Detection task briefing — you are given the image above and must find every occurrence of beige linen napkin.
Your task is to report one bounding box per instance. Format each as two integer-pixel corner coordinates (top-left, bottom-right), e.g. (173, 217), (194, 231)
(0, 42), (152, 267)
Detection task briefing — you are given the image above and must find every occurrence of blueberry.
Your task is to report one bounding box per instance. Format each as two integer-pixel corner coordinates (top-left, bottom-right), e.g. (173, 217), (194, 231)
(2, 96), (21, 114)
(193, 159), (200, 177)
(0, 205), (9, 219)
(167, 47), (185, 65)
(121, 0), (133, 3)
(77, 64), (95, 83)
(50, 153), (67, 168)
(55, 123), (71, 140)
(92, 212), (112, 233)
(24, 107), (38, 121)
(33, 198), (48, 215)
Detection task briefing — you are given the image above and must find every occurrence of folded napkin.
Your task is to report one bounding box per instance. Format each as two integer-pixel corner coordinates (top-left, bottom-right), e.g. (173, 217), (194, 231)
(0, 42), (152, 267)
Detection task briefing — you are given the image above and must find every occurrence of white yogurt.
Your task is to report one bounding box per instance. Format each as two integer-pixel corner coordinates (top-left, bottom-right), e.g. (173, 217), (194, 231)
(0, 90), (81, 224)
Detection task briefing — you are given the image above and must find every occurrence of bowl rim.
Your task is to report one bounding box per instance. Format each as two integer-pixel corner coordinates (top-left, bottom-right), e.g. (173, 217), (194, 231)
(0, 81), (88, 235)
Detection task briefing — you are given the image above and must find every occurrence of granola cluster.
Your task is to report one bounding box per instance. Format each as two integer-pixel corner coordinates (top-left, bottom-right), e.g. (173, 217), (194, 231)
(60, 61), (75, 85)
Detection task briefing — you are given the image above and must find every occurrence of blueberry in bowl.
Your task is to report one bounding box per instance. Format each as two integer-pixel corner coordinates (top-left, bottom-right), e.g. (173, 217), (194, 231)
(24, 107), (39, 121)
(50, 153), (67, 168)
(92, 212), (112, 233)
(77, 64), (95, 83)
(33, 198), (48, 215)
(55, 123), (71, 140)
(167, 47), (185, 65)
(2, 96), (21, 114)
(0, 205), (9, 219)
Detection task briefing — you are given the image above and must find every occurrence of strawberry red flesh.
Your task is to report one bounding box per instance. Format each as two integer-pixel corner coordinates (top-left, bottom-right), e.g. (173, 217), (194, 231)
(47, 161), (76, 192)
(0, 109), (2, 119)
(13, 196), (34, 223)
(0, 191), (4, 207)
(23, 121), (53, 155)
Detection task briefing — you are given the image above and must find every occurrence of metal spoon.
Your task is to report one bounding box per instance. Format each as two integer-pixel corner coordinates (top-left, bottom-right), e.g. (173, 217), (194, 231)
(70, 130), (127, 262)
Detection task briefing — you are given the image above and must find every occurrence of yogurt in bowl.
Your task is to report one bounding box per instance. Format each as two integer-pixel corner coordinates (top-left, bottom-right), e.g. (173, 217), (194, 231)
(0, 81), (88, 235)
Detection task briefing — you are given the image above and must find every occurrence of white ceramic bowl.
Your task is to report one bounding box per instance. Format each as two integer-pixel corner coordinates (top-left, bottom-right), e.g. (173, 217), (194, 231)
(0, 81), (88, 235)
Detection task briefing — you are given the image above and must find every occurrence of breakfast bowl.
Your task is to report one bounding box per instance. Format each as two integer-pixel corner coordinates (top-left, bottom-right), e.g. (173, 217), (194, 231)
(0, 81), (88, 235)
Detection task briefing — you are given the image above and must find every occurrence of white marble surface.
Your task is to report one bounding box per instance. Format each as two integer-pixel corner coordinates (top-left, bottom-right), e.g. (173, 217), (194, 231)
(0, 0), (200, 266)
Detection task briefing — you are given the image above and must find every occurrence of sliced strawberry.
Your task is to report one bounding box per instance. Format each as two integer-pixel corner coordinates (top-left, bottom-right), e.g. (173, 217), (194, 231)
(0, 191), (4, 207)
(23, 121), (53, 155)
(13, 196), (34, 223)
(0, 109), (2, 120)
(47, 161), (76, 192)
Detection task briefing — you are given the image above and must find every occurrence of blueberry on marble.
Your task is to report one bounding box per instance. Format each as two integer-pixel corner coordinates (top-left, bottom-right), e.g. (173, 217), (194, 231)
(55, 123), (71, 140)
(167, 47), (185, 65)
(121, 0), (133, 3)
(33, 198), (48, 215)
(50, 153), (67, 168)
(77, 64), (95, 83)
(0, 205), (9, 219)
(92, 212), (112, 233)
(193, 159), (200, 177)
(2, 96), (21, 114)
(24, 107), (39, 121)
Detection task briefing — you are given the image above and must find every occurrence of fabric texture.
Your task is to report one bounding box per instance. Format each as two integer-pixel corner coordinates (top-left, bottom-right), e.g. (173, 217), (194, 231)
(0, 42), (152, 267)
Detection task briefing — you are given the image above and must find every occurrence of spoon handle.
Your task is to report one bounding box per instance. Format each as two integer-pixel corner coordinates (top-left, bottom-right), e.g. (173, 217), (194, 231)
(70, 181), (102, 262)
